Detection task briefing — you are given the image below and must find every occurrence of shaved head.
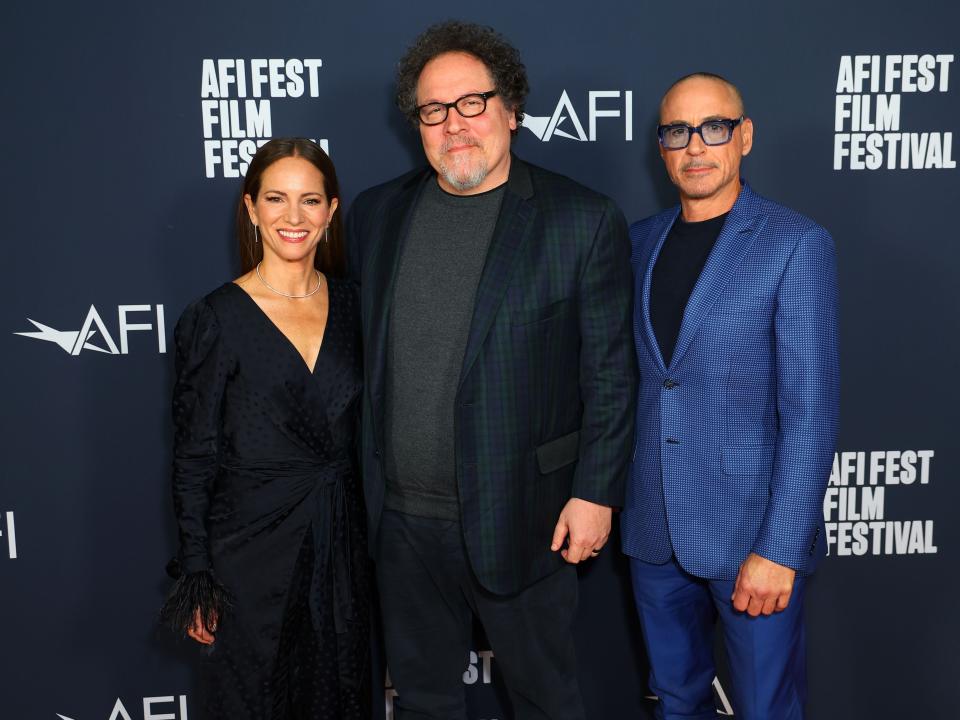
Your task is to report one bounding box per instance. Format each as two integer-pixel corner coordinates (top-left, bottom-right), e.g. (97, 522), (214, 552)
(660, 72), (744, 121)
(656, 71), (753, 220)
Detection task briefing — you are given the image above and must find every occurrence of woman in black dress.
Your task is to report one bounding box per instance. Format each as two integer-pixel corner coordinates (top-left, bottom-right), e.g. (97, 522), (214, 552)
(161, 138), (369, 719)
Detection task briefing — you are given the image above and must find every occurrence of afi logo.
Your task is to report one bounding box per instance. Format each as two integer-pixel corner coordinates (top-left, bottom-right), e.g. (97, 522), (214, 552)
(58, 695), (188, 720)
(0, 511), (16, 559)
(713, 677), (734, 716)
(15, 305), (167, 355)
(646, 677), (733, 715)
(524, 90), (633, 142)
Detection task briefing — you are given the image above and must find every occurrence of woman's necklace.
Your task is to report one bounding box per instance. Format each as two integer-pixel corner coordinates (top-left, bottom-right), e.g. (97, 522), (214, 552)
(255, 262), (322, 298)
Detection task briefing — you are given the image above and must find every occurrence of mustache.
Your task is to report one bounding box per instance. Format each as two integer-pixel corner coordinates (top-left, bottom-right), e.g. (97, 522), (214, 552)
(441, 135), (482, 153)
(681, 161), (719, 171)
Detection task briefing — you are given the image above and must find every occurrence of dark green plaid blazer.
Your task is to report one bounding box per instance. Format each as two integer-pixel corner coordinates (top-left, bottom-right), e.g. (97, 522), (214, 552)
(347, 157), (637, 595)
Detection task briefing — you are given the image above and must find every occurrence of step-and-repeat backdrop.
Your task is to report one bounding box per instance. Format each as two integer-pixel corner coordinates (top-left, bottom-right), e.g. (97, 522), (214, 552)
(2, 1), (956, 718)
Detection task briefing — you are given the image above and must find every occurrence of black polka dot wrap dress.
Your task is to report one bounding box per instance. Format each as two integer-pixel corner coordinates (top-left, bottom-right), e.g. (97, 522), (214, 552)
(162, 278), (370, 720)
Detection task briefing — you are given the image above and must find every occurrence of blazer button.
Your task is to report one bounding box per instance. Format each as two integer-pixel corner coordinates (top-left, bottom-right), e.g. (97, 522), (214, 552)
(663, 379), (678, 389)
(665, 437), (680, 444)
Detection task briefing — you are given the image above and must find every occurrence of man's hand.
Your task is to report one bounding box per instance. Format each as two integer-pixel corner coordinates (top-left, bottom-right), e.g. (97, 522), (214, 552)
(550, 498), (612, 564)
(731, 553), (796, 617)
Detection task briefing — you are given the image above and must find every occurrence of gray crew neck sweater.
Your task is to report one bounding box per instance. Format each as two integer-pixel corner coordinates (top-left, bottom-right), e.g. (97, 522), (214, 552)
(384, 178), (506, 520)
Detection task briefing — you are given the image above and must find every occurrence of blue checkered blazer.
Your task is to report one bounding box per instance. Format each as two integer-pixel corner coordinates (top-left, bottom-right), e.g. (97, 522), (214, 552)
(620, 183), (839, 580)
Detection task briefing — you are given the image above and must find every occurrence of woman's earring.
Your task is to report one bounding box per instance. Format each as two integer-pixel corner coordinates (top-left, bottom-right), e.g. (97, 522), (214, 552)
(253, 223), (259, 243)
(324, 226), (329, 244)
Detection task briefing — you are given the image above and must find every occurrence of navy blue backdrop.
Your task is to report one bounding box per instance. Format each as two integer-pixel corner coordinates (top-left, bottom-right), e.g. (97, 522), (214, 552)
(2, 1), (957, 718)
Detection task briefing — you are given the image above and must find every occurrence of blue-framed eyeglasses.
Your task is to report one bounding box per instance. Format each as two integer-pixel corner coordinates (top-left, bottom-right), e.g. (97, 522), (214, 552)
(416, 90), (499, 125)
(657, 116), (744, 149)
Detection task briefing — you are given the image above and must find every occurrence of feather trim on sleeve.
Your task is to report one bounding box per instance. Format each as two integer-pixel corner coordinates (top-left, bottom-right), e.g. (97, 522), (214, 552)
(159, 570), (231, 636)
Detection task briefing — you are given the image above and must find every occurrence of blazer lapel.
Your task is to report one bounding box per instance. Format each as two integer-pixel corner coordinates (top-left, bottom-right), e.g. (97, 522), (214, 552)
(458, 158), (536, 386)
(367, 170), (431, 443)
(640, 210), (680, 374)
(668, 184), (765, 370)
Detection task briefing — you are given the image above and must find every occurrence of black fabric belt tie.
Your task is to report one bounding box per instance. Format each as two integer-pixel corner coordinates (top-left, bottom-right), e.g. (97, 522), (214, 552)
(218, 454), (357, 635)
(311, 461), (355, 636)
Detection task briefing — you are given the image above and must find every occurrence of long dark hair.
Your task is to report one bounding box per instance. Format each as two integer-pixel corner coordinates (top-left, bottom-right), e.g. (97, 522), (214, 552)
(236, 138), (344, 276)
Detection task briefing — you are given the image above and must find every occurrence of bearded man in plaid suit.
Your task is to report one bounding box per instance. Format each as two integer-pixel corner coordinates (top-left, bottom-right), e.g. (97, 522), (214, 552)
(347, 21), (636, 720)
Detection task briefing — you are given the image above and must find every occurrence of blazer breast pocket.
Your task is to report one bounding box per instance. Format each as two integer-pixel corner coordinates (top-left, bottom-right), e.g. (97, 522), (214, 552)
(713, 292), (773, 320)
(510, 298), (571, 327)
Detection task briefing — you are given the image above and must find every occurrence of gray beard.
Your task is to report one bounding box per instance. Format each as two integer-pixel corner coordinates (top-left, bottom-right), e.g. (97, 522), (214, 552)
(439, 155), (489, 192)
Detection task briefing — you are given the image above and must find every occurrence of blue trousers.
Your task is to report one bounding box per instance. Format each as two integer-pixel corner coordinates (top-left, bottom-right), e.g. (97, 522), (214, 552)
(629, 556), (807, 720)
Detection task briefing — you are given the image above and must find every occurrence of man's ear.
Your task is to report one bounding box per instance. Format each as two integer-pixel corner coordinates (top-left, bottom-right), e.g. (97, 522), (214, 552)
(740, 117), (754, 157)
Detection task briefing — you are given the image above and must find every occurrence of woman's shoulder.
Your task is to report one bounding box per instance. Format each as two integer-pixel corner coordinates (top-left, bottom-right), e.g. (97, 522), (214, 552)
(174, 282), (244, 338)
(204, 281), (245, 307)
(184, 282), (247, 317)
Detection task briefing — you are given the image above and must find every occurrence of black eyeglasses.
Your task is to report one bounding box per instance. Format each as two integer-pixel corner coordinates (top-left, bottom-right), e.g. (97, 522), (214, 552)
(416, 90), (498, 125)
(657, 116), (744, 149)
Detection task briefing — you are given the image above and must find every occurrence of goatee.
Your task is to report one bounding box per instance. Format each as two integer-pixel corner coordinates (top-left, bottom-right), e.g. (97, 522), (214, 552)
(439, 137), (488, 191)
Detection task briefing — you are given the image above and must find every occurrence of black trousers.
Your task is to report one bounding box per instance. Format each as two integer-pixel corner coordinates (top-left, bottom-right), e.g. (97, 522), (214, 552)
(375, 509), (586, 720)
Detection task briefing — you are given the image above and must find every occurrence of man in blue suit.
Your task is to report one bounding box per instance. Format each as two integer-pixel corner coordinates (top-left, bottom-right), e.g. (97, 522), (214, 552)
(621, 73), (839, 719)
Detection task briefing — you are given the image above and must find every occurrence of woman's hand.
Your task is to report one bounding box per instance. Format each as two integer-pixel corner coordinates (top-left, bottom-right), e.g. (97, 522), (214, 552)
(159, 571), (229, 644)
(187, 607), (217, 645)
